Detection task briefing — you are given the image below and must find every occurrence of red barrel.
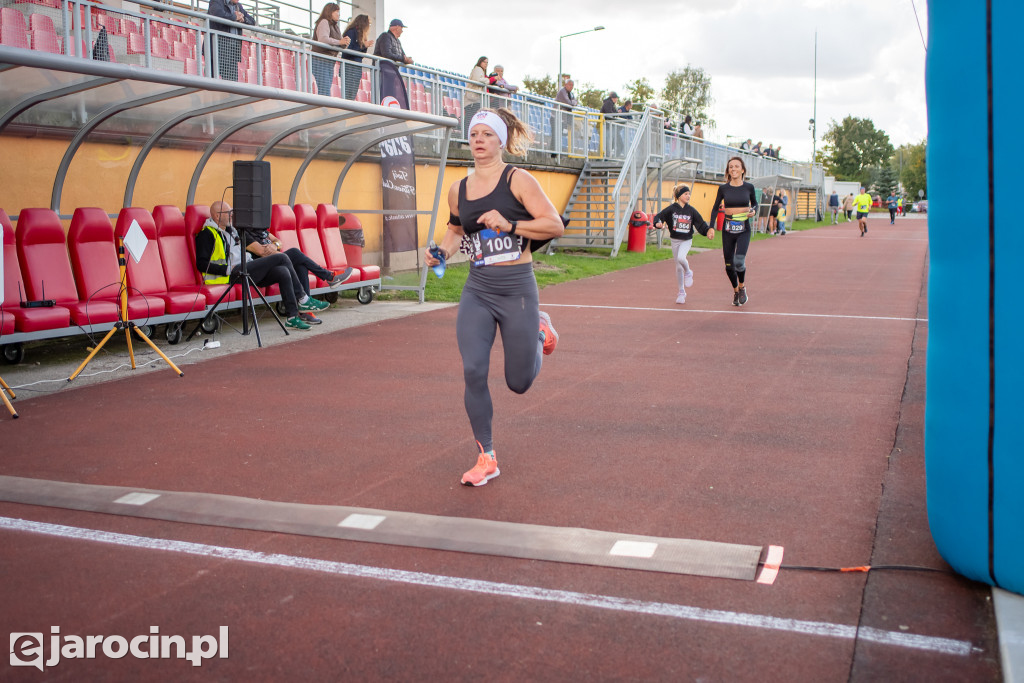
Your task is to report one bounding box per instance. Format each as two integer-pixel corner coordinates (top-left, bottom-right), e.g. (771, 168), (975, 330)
(627, 211), (648, 252)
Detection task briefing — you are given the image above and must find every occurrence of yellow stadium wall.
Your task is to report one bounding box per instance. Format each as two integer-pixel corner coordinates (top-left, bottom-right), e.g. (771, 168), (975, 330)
(0, 138), (579, 253)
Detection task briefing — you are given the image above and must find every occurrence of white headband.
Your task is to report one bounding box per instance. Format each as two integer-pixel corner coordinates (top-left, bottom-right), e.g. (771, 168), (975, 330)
(469, 111), (507, 148)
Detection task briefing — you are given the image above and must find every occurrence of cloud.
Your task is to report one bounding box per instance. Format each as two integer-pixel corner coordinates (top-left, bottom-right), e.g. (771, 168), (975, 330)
(387, 0), (928, 160)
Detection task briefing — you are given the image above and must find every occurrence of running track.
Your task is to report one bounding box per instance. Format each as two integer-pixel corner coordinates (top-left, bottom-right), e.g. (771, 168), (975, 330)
(0, 216), (1002, 681)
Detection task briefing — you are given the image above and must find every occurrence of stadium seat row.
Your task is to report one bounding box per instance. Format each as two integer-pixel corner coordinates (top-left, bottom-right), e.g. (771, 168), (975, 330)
(0, 204), (380, 363)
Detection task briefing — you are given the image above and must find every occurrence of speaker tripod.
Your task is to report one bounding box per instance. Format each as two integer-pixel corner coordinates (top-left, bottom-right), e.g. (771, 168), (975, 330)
(1, 374), (16, 418)
(184, 227), (288, 348)
(69, 239), (184, 382)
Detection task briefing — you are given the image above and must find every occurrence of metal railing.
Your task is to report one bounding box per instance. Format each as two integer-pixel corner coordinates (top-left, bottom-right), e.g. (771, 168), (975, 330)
(8, 0), (823, 178)
(609, 107), (661, 255)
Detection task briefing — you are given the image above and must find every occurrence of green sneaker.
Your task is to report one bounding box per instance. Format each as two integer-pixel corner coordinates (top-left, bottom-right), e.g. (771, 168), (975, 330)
(285, 315), (311, 330)
(299, 297), (329, 312)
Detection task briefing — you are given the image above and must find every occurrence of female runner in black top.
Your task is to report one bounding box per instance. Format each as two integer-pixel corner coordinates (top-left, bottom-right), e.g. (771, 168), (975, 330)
(709, 156), (758, 306)
(424, 108), (564, 486)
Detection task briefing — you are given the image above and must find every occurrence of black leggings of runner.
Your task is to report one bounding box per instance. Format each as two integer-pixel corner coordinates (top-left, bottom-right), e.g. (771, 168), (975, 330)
(889, 208), (897, 221)
(456, 262), (543, 452)
(722, 227), (751, 288)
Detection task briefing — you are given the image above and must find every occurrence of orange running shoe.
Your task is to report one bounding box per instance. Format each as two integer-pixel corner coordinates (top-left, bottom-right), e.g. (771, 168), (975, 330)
(538, 310), (558, 355)
(461, 442), (499, 486)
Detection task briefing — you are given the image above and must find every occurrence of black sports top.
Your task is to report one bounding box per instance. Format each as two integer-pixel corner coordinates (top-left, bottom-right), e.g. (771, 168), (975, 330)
(709, 181), (757, 228)
(653, 203), (710, 241)
(457, 165), (534, 235)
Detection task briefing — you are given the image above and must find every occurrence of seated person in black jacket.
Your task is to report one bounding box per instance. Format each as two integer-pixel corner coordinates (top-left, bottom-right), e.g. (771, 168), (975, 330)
(194, 201), (331, 331)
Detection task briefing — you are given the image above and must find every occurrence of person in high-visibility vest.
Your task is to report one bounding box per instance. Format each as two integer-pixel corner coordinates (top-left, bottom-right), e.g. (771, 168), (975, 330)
(854, 187), (873, 237)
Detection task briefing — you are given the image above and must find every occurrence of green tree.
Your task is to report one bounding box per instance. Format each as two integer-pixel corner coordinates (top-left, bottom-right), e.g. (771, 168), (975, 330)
(894, 139), (927, 199)
(576, 83), (604, 110)
(871, 166), (900, 195)
(522, 74), (557, 99)
(660, 66), (715, 129)
(820, 116), (894, 181)
(625, 77), (655, 111)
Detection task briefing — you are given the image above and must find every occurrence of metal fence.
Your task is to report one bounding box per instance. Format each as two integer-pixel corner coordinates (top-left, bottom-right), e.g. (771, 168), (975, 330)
(2, 0), (822, 178)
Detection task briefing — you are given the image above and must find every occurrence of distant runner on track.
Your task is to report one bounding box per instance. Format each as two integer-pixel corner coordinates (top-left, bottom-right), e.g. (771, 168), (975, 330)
(709, 156), (758, 306)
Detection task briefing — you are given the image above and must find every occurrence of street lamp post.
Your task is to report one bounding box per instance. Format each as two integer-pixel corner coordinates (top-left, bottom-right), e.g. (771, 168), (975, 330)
(559, 26), (605, 86)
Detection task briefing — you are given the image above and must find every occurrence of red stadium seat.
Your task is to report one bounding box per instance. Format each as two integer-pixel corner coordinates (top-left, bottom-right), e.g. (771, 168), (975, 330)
(0, 8), (30, 49)
(293, 203), (332, 287)
(116, 208), (201, 315)
(28, 12), (55, 34)
(68, 207), (165, 319)
(29, 28), (61, 54)
(16, 208), (118, 326)
(2, 209), (72, 333)
(337, 213), (380, 282)
(315, 204), (359, 285)
(270, 204), (300, 251)
(151, 36), (170, 59)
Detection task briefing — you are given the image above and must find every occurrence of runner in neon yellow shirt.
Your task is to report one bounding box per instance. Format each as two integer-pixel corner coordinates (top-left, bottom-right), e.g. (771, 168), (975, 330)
(854, 187), (872, 237)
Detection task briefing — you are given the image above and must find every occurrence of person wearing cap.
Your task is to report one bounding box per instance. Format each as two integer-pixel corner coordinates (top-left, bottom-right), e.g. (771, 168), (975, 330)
(423, 108), (564, 487)
(372, 18), (412, 64)
(600, 91), (619, 114)
(653, 185), (713, 304)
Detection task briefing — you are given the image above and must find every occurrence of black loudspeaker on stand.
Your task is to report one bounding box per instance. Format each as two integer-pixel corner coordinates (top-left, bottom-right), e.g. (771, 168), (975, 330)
(187, 160), (287, 347)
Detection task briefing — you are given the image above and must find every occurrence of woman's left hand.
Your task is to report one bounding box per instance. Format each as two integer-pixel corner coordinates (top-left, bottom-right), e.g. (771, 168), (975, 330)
(478, 209), (512, 233)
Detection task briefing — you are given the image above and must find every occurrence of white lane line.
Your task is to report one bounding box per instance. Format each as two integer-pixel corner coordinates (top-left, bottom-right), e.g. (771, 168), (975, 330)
(542, 303), (927, 323)
(0, 516), (972, 657)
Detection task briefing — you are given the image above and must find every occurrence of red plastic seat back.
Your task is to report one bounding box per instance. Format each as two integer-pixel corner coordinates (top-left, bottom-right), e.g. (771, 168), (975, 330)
(154, 205), (200, 288)
(293, 203), (327, 267)
(270, 204), (300, 251)
(316, 203), (349, 271)
(68, 208), (121, 302)
(184, 204), (211, 263)
(2, 209), (25, 308)
(116, 208), (168, 296)
(15, 208), (79, 304)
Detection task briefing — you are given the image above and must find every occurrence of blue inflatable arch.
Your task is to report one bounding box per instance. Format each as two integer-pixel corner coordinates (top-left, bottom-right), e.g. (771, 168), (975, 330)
(926, 0), (1023, 595)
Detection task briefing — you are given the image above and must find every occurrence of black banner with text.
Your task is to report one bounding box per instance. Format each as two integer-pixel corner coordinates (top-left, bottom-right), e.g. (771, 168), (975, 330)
(378, 61), (418, 269)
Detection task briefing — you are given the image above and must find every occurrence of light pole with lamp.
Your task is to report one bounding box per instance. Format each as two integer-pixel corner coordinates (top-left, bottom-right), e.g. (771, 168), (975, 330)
(559, 25), (604, 85)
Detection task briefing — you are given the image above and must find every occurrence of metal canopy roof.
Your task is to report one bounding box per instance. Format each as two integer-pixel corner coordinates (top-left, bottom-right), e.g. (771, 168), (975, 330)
(0, 46), (456, 214)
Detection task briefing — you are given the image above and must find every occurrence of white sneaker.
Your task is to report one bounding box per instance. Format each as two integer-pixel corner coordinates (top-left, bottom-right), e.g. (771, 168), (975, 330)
(683, 271), (694, 287)
(675, 291), (686, 304)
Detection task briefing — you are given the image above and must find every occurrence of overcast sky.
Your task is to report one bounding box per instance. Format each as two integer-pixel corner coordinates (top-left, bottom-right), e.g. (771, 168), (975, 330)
(382, 0), (929, 161)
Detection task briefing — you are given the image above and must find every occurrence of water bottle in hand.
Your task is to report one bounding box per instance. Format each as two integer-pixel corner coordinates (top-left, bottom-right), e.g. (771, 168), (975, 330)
(428, 240), (446, 278)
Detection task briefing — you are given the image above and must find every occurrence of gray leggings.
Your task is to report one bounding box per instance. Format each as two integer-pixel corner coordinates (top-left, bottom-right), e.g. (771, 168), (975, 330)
(456, 262), (544, 452)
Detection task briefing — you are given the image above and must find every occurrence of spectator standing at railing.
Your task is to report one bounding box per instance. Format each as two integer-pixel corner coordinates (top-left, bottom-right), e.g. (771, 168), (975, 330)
(740, 138), (752, 151)
(341, 14), (373, 100)
(372, 18), (412, 64)
(206, 0), (256, 82)
(464, 56), (489, 137)
(751, 141), (762, 155)
(765, 144), (776, 159)
(311, 4), (350, 97)
(600, 91), (619, 114)
(693, 121), (704, 140)
(555, 79), (578, 108)
(681, 115), (694, 137)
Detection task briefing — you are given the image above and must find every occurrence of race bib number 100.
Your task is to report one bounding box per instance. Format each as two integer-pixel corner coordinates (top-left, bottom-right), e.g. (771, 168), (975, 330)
(470, 228), (522, 267)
